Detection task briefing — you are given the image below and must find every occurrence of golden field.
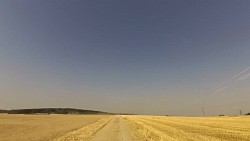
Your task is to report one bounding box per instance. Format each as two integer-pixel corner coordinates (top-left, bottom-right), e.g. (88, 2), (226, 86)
(0, 114), (111, 141)
(1, 114), (250, 141)
(125, 115), (250, 141)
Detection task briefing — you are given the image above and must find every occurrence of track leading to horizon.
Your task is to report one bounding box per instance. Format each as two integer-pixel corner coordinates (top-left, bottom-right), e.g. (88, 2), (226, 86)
(54, 115), (137, 141)
(88, 116), (135, 141)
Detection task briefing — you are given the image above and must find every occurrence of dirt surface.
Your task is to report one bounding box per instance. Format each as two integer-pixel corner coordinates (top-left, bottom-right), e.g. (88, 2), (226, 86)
(89, 116), (135, 141)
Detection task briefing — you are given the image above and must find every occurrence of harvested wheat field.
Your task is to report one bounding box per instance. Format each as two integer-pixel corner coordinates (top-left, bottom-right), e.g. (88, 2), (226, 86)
(126, 115), (250, 141)
(1, 114), (250, 141)
(0, 114), (112, 141)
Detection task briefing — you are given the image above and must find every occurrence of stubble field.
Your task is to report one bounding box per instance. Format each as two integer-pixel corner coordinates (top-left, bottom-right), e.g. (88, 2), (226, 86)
(1, 114), (250, 141)
(0, 114), (112, 141)
(126, 115), (250, 141)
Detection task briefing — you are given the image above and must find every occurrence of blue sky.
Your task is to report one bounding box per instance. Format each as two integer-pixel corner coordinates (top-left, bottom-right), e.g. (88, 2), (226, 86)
(0, 0), (250, 115)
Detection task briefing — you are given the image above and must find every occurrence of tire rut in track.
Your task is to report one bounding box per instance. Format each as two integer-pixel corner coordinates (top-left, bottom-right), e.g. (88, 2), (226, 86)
(89, 116), (134, 141)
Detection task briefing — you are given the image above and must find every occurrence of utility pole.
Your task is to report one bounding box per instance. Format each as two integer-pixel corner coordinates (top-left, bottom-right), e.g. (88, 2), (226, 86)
(202, 107), (205, 117)
(240, 109), (242, 115)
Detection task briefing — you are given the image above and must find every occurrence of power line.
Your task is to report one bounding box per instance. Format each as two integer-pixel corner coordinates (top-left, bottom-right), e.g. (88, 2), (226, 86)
(202, 107), (205, 117)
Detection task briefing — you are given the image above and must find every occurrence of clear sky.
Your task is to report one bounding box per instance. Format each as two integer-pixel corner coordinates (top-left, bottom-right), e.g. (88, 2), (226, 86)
(0, 0), (250, 116)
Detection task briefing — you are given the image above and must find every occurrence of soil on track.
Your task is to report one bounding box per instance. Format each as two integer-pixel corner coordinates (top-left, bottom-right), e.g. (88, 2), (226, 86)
(88, 116), (135, 141)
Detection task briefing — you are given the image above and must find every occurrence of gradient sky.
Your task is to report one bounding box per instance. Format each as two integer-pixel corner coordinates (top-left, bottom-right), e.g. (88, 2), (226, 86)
(1, 0), (250, 116)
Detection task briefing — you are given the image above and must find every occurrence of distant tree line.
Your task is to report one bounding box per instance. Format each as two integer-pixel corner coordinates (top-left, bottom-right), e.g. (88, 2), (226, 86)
(0, 108), (109, 114)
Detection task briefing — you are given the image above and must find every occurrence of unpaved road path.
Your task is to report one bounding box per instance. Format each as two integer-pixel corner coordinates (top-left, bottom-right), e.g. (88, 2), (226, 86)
(88, 116), (135, 141)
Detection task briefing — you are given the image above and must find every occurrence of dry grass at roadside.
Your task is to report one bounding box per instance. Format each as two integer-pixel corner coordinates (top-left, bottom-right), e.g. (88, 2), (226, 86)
(54, 116), (112, 141)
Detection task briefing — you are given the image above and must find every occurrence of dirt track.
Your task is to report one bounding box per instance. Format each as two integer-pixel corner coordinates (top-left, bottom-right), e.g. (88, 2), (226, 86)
(89, 116), (135, 141)
(54, 115), (136, 141)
